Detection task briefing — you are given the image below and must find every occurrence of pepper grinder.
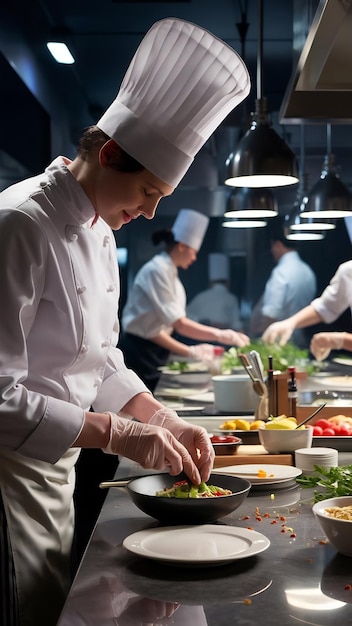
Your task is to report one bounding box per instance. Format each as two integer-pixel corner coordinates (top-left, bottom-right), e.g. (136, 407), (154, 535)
(288, 366), (298, 418)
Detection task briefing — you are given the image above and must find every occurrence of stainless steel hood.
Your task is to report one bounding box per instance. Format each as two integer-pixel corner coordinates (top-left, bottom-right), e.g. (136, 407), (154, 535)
(280, 0), (352, 123)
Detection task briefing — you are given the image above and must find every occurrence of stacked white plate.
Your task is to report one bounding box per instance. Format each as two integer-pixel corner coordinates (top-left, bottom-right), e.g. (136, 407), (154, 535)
(295, 447), (338, 475)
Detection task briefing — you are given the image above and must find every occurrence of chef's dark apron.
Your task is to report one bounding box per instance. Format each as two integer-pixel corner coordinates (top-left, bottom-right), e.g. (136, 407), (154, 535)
(0, 490), (19, 626)
(119, 332), (169, 392)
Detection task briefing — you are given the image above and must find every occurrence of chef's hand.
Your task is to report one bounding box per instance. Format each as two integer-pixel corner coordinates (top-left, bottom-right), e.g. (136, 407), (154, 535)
(310, 332), (345, 362)
(262, 319), (295, 345)
(188, 343), (217, 361)
(215, 329), (250, 347)
(149, 408), (214, 482)
(102, 413), (202, 484)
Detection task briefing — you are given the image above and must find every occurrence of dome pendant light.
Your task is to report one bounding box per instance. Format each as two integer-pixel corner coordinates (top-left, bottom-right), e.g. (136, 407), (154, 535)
(284, 126), (335, 241)
(224, 186), (277, 219)
(302, 124), (352, 219)
(225, 0), (298, 188)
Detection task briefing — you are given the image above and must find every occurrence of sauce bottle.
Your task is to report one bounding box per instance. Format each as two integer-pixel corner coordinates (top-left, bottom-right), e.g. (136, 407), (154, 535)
(287, 366), (298, 418)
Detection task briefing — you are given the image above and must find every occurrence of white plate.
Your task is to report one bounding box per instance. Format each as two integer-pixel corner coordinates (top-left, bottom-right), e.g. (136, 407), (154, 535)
(333, 357), (352, 367)
(212, 464), (302, 485)
(310, 375), (352, 390)
(123, 525), (270, 566)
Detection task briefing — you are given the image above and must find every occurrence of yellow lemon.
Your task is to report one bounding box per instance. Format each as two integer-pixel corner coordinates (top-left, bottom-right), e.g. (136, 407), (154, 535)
(265, 420), (296, 430)
(220, 420), (237, 430)
(235, 419), (251, 431)
(250, 420), (266, 430)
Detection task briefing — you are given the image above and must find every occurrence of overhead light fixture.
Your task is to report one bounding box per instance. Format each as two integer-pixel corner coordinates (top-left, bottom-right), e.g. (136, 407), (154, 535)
(302, 124), (352, 218)
(284, 126), (335, 241)
(222, 218), (267, 229)
(224, 0), (298, 188)
(47, 40), (75, 64)
(224, 187), (278, 219)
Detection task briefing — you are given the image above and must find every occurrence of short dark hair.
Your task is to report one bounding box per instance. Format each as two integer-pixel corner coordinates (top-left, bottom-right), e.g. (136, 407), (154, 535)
(77, 125), (144, 173)
(268, 215), (297, 249)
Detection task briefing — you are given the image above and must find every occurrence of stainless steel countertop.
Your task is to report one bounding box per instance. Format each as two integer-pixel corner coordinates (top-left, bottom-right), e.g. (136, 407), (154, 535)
(57, 455), (352, 626)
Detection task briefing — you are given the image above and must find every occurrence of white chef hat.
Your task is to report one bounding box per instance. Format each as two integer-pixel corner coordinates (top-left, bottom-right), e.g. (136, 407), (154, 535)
(208, 252), (229, 281)
(172, 209), (209, 251)
(97, 17), (250, 188)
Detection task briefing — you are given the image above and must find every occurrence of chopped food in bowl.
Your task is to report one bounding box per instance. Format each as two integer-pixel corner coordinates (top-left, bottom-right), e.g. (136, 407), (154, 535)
(313, 496), (352, 557)
(210, 434), (242, 455)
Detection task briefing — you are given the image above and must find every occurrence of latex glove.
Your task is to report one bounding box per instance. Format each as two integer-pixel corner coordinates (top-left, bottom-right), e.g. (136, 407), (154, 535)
(102, 413), (201, 484)
(310, 332), (345, 362)
(262, 319), (295, 346)
(149, 408), (215, 482)
(189, 343), (216, 361)
(215, 329), (250, 347)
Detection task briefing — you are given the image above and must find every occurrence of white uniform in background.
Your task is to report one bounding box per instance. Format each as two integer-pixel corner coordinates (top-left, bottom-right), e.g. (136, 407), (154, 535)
(261, 250), (317, 345)
(187, 252), (242, 329)
(311, 260), (352, 321)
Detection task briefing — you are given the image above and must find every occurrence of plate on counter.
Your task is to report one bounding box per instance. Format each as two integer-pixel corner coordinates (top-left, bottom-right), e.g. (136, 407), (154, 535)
(213, 464), (302, 486)
(123, 525), (270, 566)
(310, 375), (352, 390)
(332, 357), (352, 368)
(313, 436), (352, 452)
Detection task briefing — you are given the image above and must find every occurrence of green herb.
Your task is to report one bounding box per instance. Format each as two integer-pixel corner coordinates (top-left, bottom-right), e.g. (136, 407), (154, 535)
(296, 464), (352, 502)
(221, 340), (315, 374)
(167, 361), (189, 372)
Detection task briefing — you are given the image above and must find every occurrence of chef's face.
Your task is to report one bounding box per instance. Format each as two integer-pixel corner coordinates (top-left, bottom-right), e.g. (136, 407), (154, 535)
(93, 146), (174, 230)
(177, 243), (198, 269)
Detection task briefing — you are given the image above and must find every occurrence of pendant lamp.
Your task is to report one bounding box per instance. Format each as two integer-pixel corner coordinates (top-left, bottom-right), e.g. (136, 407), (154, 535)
(224, 187), (278, 219)
(284, 126), (335, 240)
(301, 124), (352, 219)
(224, 0), (298, 188)
(222, 218), (267, 229)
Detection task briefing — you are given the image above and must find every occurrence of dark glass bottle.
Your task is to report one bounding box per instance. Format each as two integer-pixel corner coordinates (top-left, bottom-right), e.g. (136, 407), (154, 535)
(288, 366), (298, 418)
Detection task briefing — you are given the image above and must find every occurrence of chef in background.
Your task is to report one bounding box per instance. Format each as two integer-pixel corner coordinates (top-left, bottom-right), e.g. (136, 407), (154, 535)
(262, 259), (352, 361)
(187, 252), (243, 330)
(0, 18), (250, 626)
(249, 216), (317, 347)
(120, 209), (250, 391)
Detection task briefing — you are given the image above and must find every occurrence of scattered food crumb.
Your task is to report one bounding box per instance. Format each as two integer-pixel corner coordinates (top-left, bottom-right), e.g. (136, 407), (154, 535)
(244, 598), (252, 605)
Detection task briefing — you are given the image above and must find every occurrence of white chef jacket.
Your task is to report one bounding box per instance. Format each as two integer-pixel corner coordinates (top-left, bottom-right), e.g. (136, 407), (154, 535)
(0, 157), (149, 626)
(186, 283), (242, 329)
(262, 251), (317, 320)
(0, 156), (148, 460)
(311, 260), (352, 323)
(122, 251), (186, 338)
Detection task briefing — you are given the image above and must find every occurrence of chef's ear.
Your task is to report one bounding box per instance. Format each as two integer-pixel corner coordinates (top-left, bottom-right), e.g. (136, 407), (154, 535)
(99, 140), (122, 168)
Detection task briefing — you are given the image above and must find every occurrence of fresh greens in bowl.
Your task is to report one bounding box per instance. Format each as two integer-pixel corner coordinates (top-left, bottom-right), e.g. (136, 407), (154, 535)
(221, 340), (315, 375)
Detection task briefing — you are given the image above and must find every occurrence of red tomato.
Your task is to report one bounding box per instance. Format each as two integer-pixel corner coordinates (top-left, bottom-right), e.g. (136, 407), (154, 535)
(321, 428), (336, 437)
(340, 426), (352, 436)
(314, 419), (331, 430)
(312, 425), (323, 436)
(330, 424), (342, 435)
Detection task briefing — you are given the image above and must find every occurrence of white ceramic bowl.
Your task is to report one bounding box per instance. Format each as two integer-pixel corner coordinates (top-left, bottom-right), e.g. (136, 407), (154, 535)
(313, 496), (352, 557)
(211, 375), (258, 413)
(258, 424), (313, 454)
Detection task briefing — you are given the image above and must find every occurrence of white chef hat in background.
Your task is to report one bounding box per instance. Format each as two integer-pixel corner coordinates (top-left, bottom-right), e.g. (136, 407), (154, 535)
(97, 17), (250, 188)
(172, 209), (209, 251)
(208, 252), (230, 281)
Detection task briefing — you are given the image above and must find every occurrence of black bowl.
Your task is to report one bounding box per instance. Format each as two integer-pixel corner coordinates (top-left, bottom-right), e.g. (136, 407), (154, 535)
(126, 473), (251, 525)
